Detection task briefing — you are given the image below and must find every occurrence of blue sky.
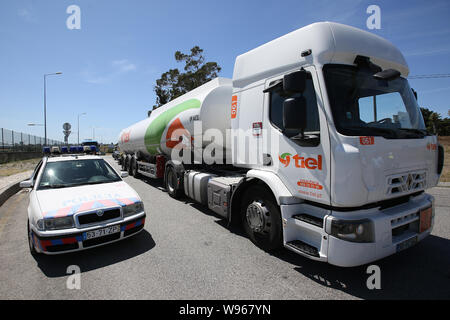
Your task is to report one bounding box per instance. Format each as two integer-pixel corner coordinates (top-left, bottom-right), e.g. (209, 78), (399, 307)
(1, 0), (449, 144)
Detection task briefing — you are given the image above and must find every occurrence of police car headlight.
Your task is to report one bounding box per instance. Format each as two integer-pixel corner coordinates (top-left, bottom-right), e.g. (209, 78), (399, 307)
(36, 219), (45, 231)
(123, 202), (144, 217)
(330, 219), (374, 243)
(44, 217), (75, 230)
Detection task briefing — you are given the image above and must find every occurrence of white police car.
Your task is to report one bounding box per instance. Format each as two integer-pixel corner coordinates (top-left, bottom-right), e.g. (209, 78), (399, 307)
(20, 154), (146, 254)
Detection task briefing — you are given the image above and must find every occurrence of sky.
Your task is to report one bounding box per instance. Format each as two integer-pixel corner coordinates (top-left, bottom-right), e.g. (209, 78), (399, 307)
(0, 0), (449, 144)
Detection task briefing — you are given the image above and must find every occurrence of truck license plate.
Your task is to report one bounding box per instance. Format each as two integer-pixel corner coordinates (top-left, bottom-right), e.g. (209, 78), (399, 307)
(85, 225), (120, 240)
(396, 236), (418, 253)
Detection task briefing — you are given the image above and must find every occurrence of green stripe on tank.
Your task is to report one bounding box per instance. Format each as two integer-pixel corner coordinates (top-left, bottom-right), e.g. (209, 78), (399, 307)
(144, 99), (201, 154)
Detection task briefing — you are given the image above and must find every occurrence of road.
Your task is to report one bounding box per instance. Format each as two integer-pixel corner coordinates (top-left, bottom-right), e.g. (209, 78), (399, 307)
(0, 156), (449, 300)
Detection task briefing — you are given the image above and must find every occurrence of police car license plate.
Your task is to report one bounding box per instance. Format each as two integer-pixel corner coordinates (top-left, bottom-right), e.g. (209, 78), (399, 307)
(85, 225), (120, 240)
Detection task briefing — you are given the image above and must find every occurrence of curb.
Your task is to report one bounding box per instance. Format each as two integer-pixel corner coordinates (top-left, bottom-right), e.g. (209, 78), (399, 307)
(0, 182), (21, 207)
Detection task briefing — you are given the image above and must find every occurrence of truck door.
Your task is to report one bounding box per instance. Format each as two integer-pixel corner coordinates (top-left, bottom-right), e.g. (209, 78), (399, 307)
(263, 66), (331, 205)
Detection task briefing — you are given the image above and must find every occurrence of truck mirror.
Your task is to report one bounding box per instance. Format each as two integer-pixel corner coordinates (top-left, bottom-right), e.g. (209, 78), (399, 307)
(283, 97), (307, 131)
(283, 70), (307, 94)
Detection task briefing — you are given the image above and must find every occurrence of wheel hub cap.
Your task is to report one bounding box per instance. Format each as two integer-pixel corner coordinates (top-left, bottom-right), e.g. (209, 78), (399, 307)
(246, 201), (269, 233)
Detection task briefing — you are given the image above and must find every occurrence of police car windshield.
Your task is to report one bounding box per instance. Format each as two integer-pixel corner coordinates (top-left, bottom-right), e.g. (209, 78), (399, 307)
(38, 159), (121, 190)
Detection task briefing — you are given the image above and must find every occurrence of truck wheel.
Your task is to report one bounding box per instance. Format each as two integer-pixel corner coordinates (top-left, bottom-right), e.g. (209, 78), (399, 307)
(121, 156), (127, 171)
(165, 165), (183, 199)
(241, 185), (282, 252)
(27, 220), (39, 256)
(130, 157), (140, 178)
(128, 156), (134, 175)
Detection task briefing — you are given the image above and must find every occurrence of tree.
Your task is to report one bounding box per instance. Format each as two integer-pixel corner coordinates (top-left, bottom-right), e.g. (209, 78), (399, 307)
(420, 107), (450, 136)
(152, 46), (221, 109)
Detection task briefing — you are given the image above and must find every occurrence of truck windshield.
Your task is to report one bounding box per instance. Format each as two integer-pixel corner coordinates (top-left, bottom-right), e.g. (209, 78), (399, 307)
(38, 159), (121, 190)
(323, 64), (427, 139)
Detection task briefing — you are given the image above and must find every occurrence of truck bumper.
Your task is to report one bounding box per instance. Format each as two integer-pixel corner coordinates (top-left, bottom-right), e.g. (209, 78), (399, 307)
(281, 193), (434, 267)
(31, 213), (146, 255)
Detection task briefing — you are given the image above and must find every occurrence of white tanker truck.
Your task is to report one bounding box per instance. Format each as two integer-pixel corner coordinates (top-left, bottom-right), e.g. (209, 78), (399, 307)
(118, 22), (444, 267)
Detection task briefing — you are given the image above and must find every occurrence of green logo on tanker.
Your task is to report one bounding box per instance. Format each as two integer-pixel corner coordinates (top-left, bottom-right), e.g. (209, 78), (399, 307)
(144, 99), (201, 154)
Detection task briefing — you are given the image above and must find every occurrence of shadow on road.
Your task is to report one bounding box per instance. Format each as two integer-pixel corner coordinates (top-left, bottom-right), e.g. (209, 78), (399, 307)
(130, 172), (450, 299)
(32, 230), (156, 278)
(274, 234), (450, 299)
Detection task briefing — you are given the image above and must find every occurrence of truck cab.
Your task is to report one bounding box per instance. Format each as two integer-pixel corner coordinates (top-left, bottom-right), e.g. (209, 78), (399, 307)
(230, 22), (443, 266)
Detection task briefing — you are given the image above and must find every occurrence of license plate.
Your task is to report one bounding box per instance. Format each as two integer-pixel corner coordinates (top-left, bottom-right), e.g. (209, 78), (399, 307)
(420, 206), (432, 233)
(396, 236), (418, 252)
(84, 225), (120, 240)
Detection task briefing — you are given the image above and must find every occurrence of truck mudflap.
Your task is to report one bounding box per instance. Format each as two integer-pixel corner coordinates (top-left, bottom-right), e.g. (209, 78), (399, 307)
(281, 193), (434, 267)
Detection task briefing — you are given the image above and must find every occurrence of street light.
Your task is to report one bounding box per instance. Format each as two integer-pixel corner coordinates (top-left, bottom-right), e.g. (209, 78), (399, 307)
(27, 123), (44, 126)
(77, 112), (86, 145)
(44, 72), (62, 146)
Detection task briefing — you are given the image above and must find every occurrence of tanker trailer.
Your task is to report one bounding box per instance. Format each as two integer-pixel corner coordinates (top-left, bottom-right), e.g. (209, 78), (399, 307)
(118, 77), (234, 195)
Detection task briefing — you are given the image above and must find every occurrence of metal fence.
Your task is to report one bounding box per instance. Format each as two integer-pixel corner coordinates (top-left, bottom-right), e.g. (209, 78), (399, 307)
(0, 128), (64, 152)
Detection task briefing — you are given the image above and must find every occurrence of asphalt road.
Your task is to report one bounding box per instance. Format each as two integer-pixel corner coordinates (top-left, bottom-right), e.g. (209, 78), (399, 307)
(0, 156), (449, 300)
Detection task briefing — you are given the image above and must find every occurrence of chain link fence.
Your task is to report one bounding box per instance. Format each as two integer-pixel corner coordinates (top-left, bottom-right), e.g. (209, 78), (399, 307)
(0, 128), (64, 152)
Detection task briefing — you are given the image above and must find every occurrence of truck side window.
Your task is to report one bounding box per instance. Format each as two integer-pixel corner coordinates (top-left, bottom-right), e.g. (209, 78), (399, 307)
(269, 73), (320, 140)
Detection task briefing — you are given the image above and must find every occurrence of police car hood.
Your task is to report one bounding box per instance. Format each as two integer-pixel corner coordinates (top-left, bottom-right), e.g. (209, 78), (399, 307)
(36, 181), (140, 219)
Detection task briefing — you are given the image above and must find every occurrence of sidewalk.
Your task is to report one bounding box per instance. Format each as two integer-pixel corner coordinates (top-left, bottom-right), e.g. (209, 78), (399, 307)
(0, 170), (32, 207)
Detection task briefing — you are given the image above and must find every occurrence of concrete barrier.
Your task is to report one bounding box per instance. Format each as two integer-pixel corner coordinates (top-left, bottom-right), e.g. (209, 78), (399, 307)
(0, 182), (21, 207)
(0, 152), (42, 164)
(0, 170), (33, 207)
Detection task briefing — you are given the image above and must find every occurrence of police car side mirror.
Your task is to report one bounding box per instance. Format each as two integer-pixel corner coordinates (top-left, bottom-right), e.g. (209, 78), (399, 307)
(20, 180), (33, 188)
(120, 171), (129, 178)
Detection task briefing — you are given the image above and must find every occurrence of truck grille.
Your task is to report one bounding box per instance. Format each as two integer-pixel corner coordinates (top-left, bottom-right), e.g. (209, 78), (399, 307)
(77, 208), (121, 226)
(387, 171), (426, 196)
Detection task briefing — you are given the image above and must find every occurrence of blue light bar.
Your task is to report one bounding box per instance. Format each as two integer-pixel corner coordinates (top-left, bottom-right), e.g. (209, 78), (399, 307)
(69, 146), (78, 153)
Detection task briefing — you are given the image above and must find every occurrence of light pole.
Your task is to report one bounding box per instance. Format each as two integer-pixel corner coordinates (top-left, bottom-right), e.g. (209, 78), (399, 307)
(77, 112), (86, 145)
(44, 72), (62, 146)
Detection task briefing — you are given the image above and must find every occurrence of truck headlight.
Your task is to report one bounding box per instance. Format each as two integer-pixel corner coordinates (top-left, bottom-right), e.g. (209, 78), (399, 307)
(43, 217), (74, 230)
(123, 202), (144, 217)
(330, 219), (374, 243)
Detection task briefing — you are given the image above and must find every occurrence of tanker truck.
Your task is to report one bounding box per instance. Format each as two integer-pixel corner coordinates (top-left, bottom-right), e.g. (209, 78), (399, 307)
(118, 22), (444, 267)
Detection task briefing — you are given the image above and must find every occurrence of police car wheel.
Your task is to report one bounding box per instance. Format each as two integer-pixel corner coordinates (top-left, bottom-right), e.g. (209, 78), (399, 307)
(27, 220), (39, 255)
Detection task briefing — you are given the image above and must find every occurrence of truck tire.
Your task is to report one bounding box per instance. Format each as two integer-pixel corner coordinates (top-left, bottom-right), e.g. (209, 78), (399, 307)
(128, 156), (134, 175)
(164, 164), (184, 199)
(241, 185), (283, 252)
(121, 155), (127, 171)
(130, 156), (139, 178)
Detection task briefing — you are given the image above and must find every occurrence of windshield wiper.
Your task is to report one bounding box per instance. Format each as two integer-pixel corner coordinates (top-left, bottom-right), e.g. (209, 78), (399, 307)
(39, 184), (70, 189)
(397, 128), (427, 136)
(346, 126), (398, 138)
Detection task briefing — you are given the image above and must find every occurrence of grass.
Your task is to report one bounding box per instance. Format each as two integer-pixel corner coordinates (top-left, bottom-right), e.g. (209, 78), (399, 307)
(0, 158), (40, 177)
(438, 136), (450, 183)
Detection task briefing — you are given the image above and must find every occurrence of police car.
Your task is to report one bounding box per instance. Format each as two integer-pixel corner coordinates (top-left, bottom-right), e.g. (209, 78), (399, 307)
(20, 154), (146, 254)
